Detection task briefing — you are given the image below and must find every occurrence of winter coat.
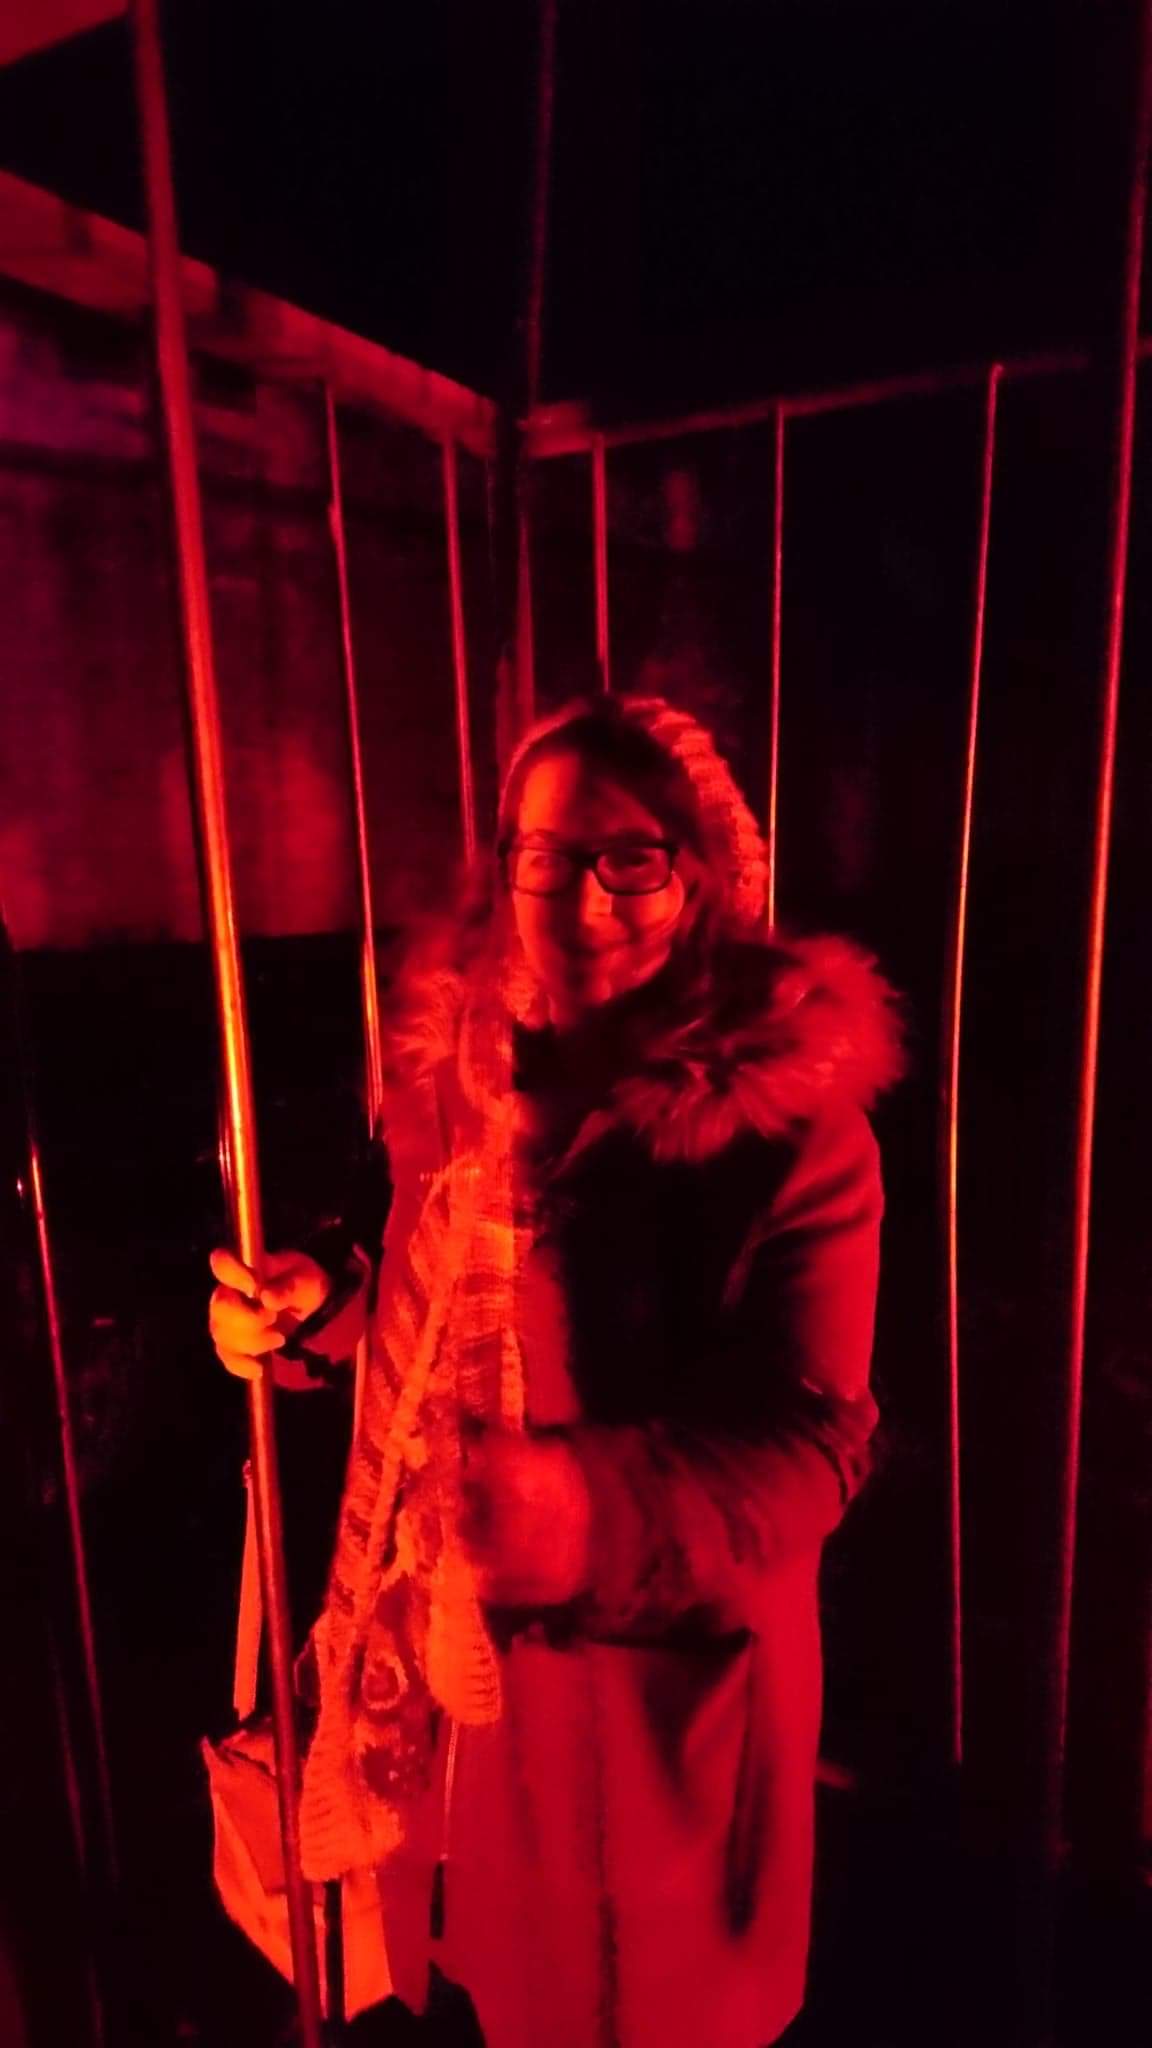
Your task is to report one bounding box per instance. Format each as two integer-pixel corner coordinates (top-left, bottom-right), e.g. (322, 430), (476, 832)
(291, 934), (900, 2048)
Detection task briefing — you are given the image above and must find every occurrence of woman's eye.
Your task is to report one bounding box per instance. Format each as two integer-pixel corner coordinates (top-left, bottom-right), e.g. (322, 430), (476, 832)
(517, 848), (568, 883)
(599, 847), (665, 884)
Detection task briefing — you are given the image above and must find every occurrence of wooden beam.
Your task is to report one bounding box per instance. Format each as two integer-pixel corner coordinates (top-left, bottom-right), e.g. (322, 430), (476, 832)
(0, 3), (124, 70)
(0, 169), (496, 453)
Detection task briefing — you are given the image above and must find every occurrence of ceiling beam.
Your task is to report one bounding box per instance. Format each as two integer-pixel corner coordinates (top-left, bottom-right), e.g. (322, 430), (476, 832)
(0, 2), (124, 70)
(0, 169), (496, 453)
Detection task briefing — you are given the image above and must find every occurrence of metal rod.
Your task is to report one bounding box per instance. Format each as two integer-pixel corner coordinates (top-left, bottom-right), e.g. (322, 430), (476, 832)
(0, 913), (118, 1893)
(514, 507), (537, 739)
(130, 5), (324, 2040)
(325, 385), (386, 1133)
(1047, 0), (1152, 1873)
(3, 912), (111, 2043)
(46, 1632), (108, 2048)
(765, 406), (786, 925)
(28, 1137), (119, 1885)
(325, 384), (382, 1462)
(491, 0), (559, 757)
(323, 380), (385, 1488)
(527, 336), (1152, 459)
(592, 436), (611, 693)
(512, 0), (561, 729)
(442, 440), (479, 861)
(943, 364), (1001, 1773)
(233, 1475), (262, 1717)
(520, 0), (560, 429)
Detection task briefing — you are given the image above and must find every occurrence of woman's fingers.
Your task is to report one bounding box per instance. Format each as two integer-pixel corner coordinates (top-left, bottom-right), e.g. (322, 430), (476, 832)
(215, 1346), (262, 1383)
(210, 1285), (283, 1340)
(208, 1246), (329, 1321)
(209, 1245), (328, 1316)
(208, 1281), (287, 1379)
(209, 1247), (257, 1294)
(208, 1246), (330, 1382)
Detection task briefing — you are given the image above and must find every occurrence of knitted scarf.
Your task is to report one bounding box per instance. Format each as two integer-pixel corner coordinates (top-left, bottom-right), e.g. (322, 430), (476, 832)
(298, 983), (526, 1885)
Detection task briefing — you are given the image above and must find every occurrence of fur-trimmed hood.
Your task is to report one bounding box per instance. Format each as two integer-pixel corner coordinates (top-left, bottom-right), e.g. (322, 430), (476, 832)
(601, 933), (902, 1162)
(388, 932), (902, 1167)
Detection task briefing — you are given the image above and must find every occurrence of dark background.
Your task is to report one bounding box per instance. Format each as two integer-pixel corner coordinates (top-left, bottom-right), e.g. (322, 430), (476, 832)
(0, 1), (1147, 413)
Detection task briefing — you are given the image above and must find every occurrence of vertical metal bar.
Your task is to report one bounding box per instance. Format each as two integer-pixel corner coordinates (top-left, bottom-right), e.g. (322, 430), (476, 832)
(491, 0), (559, 758)
(520, 0), (560, 444)
(3, 912), (110, 2044)
(324, 385), (381, 1501)
(442, 440), (479, 861)
(514, 513), (537, 735)
(46, 1633), (108, 2048)
(765, 405), (786, 926)
(1046, 0), (1152, 1879)
(943, 364), (1001, 1773)
(233, 1475), (262, 1717)
(592, 435), (611, 693)
(325, 386), (385, 1133)
(129, 5), (324, 2040)
(514, 0), (558, 736)
(27, 1138), (119, 1885)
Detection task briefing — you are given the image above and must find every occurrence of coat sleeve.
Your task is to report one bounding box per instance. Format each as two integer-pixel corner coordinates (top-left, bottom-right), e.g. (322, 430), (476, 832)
(566, 1105), (883, 1635)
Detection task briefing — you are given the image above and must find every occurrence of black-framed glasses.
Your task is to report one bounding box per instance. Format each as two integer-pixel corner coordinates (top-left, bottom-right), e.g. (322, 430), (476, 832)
(503, 838), (679, 898)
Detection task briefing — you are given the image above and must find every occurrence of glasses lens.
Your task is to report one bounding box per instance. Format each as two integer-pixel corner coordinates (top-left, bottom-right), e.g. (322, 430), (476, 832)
(508, 846), (576, 895)
(594, 845), (673, 893)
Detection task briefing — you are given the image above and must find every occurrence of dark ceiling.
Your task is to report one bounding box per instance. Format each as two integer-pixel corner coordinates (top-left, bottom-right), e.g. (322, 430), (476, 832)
(0, 0), (1144, 417)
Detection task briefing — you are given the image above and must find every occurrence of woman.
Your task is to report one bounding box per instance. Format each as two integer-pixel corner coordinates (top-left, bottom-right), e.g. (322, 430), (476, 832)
(209, 695), (901, 2048)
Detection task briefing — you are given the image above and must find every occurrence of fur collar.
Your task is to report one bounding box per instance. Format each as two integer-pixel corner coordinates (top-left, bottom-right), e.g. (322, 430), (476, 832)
(603, 934), (902, 1161)
(389, 932), (902, 1165)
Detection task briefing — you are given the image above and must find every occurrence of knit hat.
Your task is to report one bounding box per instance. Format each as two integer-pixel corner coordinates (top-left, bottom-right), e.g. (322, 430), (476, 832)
(499, 694), (769, 938)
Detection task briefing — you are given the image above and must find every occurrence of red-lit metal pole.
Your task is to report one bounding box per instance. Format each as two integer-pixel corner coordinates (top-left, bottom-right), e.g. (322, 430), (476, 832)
(520, 0), (558, 428)
(130, 5), (324, 2040)
(324, 384), (383, 1506)
(491, 0), (559, 758)
(0, 914), (118, 1887)
(942, 364), (1001, 1773)
(2, 909), (112, 2046)
(442, 440), (479, 861)
(592, 435), (611, 693)
(765, 406), (786, 926)
(27, 1137), (119, 1887)
(325, 386), (386, 1135)
(1046, 0), (1152, 1883)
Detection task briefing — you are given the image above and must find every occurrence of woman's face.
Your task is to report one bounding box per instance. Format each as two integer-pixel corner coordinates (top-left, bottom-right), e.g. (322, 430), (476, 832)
(509, 750), (693, 1023)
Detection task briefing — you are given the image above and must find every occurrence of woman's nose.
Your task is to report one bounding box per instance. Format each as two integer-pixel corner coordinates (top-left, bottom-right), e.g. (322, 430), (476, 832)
(575, 867), (617, 923)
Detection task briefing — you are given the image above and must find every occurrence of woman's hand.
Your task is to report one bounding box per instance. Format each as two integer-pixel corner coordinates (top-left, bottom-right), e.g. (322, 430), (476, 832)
(461, 1426), (592, 1607)
(208, 1247), (330, 1380)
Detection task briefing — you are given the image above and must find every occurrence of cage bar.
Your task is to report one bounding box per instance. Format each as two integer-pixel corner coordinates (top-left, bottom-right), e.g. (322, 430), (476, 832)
(129, 3), (324, 2039)
(325, 381), (383, 1503)
(943, 364), (1002, 1771)
(1047, 0), (1152, 1869)
(443, 440), (479, 862)
(765, 406), (786, 926)
(26, 1133), (118, 1882)
(325, 385), (386, 1131)
(592, 435), (611, 693)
